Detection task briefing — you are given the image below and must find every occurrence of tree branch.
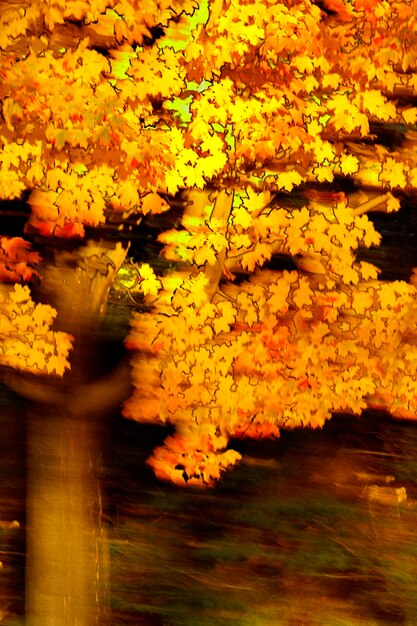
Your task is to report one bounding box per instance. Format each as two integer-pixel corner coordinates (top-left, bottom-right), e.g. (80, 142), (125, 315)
(351, 193), (391, 217)
(4, 356), (132, 418)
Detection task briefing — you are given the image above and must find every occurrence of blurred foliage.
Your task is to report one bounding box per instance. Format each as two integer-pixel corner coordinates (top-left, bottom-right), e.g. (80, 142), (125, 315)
(106, 413), (417, 625)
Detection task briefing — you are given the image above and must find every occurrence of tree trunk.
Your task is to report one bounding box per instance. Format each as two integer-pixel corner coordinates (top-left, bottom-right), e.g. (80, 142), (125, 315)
(22, 240), (130, 626)
(26, 406), (110, 626)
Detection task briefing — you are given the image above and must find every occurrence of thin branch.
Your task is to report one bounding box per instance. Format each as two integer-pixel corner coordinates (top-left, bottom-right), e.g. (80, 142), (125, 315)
(351, 193), (391, 217)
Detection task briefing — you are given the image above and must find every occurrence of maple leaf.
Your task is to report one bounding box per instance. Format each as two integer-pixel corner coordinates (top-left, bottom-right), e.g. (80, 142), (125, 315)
(315, 141), (335, 164)
(379, 159), (407, 189)
(293, 277), (313, 308)
(141, 193), (170, 214)
(283, 228), (304, 255)
(290, 207), (310, 230)
(339, 265), (360, 284)
(237, 292), (259, 326)
(307, 119), (322, 137)
(214, 300), (237, 334)
(232, 206), (252, 229)
(26, 162), (45, 184)
(351, 290), (374, 315)
(312, 165), (334, 184)
(358, 261), (380, 280)
(10, 284), (31, 304)
(377, 284), (398, 309)
(240, 243), (272, 272)
(360, 90), (396, 121)
(193, 244), (217, 266)
(402, 108), (417, 125)
(55, 189), (78, 220)
(32, 303), (56, 328)
(340, 154), (360, 176)
(360, 220), (381, 248)
(385, 194), (401, 213)
(137, 263), (162, 296)
(322, 73), (341, 90)
(267, 276), (294, 314)
(276, 170), (303, 192)
(118, 181), (140, 209)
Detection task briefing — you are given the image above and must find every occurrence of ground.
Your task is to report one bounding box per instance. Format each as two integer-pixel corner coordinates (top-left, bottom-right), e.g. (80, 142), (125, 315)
(2, 395), (417, 625)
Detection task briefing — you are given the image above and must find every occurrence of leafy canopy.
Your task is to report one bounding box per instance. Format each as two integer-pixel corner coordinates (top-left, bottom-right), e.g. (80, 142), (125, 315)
(2, 0), (417, 484)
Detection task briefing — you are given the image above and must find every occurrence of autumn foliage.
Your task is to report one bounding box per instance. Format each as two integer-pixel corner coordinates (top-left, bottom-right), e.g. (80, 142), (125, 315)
(0, 283), (73, 375)
(0, 236), (40, 283)
(1, 0), (417, 484)
(124, 190), (417, 485)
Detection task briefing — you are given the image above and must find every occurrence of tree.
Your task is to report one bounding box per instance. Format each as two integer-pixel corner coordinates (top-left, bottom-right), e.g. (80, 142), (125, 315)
(1, 0), (417, 621)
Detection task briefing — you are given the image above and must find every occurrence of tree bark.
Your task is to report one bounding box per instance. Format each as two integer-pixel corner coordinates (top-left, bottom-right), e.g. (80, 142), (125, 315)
(25, 407), (109, 626)
(22, 240), (130, 626)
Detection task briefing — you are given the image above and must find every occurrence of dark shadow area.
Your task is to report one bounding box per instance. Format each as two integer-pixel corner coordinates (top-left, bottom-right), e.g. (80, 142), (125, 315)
(356, 197), (417, 281)
(2, 388), (417, 625)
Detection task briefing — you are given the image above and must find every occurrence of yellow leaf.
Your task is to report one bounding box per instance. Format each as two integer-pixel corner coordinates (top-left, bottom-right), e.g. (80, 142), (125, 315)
(302, 75), (319, 94)
(241, 243), (271, 272)
(289, 207), (310, 230)
(293, 276), (313, 308)
(358, 261), (380, 280)
(386, 194), (401, 213)
(351, 290), (374, 315)
(10, 284), (30, 304)
(268, 275), (296, 313)
(377, 284), (396, 309)
(139, 269), (162, 296)
(232, 207), (252, 229)
(213, 300), (237, 334)
(32, 303), (56, 327)
(231, 233), (252, 250)
(315, 141), (335, 164)
(26, 161), (45, 184)
(339, 265), (360, 284)
(55, 189), (78, 220)
(118, 181), (140, 208)
(193, 245), (217, 266)
(307, 119), (322, 137)
(312, 165), (334, 183)
(292, 55), (315, 74)
(137, 263), (153, 281)
(141, 193), (170, 214)
(361, 90), (396, 121)
(340, 154), (360, 176)
(241, 188), (271, 214)
(285, 229), (306, 255)
(322, 73), (341, 89)
(276, 170), (303, 192)
(379, 158), (407, 189)
(402, 108), (417, 125)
